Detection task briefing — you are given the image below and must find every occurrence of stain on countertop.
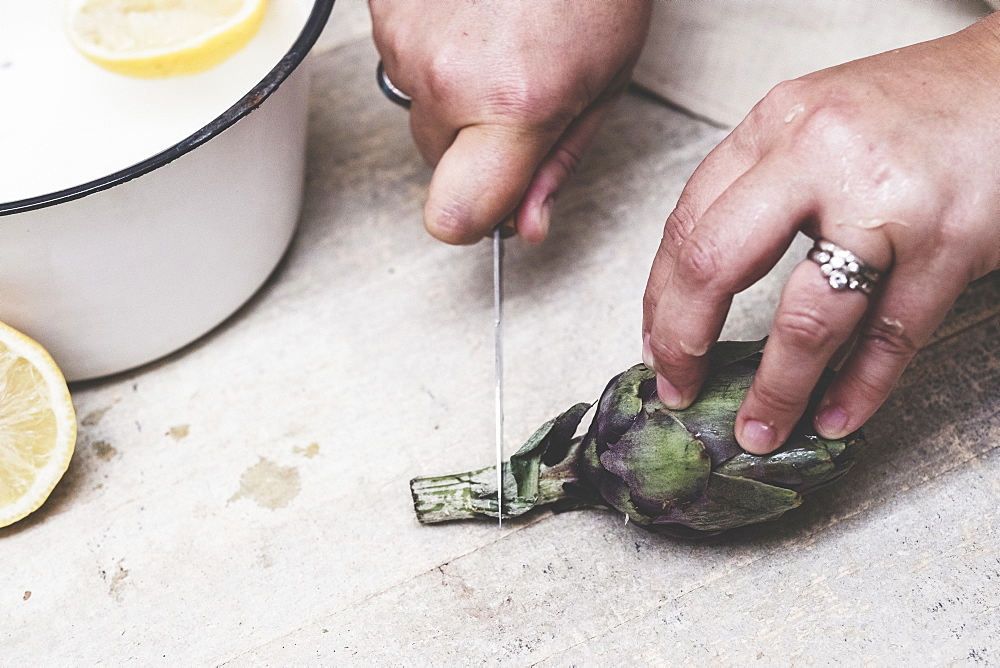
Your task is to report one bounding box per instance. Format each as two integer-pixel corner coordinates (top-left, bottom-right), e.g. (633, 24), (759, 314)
(293, 442), (320, 458)
(106, 560), (129, 602)
(81, 406), (113, 427)
(229, 458), (301, 510)
(93, 441), (118, 461)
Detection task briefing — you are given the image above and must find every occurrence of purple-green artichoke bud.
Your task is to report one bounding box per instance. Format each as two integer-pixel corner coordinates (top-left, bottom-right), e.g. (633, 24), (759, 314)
(410, 339), (864, 537)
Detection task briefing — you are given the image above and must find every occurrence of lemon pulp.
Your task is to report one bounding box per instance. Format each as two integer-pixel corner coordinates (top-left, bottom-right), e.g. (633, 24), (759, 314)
(0, 323), (76, 528)
(66, 0), (269, 77)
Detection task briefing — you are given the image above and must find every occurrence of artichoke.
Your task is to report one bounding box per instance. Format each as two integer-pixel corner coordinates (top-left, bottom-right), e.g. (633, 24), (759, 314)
(410, 339), (864, 537)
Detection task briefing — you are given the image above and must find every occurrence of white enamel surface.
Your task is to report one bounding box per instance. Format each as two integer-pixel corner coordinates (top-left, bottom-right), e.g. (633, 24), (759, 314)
(0, 63), (311, 381)
(0, 0), (308, 204)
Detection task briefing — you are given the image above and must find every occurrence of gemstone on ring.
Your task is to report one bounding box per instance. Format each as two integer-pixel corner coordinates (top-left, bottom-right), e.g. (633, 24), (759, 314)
(829, 271), (848, 289)
(807, 238), (881, 295)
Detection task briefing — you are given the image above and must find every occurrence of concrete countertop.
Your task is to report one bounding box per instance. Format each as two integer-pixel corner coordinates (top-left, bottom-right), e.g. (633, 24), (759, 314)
(4, 3), (999, 664)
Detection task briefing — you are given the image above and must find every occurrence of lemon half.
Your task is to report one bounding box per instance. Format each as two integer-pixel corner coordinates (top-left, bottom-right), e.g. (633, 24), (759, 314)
(66, 0), (268, 78)
(0, 322), (77, 529)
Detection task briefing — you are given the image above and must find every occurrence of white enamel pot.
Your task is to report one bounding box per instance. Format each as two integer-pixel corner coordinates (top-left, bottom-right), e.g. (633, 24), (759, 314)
(0, 0), (334, 381)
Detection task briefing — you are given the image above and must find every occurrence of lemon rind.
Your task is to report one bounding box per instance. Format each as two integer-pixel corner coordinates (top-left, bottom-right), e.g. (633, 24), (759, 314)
(66, 0), (268, 78)
(0, 322), (77, 529)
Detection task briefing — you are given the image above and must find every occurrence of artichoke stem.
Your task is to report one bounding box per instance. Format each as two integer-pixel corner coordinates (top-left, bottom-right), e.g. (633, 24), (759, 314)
(409, 442), (587, 524)
(535, 455), (585, 506)
(409, 466), (495, 524)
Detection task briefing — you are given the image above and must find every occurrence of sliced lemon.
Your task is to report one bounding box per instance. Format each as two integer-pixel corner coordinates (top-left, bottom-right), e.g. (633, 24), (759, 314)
(65, 0), (268, 78)
(0, 322), (77, 529)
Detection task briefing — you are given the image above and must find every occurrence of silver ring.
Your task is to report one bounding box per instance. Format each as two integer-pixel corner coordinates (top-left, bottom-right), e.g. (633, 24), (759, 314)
(807, 238), (882, 295)
(377, 61), (411, 110)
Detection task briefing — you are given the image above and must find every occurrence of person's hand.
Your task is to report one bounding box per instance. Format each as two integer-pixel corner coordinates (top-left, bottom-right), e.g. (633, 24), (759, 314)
(369, 0), (651, 244)
(643, 17), (1000, 454)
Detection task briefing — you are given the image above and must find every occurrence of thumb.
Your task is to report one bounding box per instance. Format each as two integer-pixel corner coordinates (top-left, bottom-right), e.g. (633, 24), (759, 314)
(424, 123), (560, 245)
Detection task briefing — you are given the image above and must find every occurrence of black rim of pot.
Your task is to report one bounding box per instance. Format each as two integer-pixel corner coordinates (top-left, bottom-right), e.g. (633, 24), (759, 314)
(0, 0), (336, 216)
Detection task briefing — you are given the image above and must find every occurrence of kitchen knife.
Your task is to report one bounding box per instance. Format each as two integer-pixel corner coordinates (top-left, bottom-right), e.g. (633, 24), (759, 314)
(493, 218), (515, 527)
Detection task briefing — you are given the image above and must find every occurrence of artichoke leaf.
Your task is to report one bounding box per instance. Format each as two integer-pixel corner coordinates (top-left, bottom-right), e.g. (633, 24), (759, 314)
(600, 411), (711, 514)
(592, 474), (656, 526)
(568, 428), (612, 507)
(509, 402), (592, 503)
(653, 472), (802, 534)
(409, 402), (591, 523)
(595, 364), (652, 449)
(672, 345), (759, 465)
(706, 338), (767, 371)
(716, 433), (859, 492)
(571, 430), (656, 524)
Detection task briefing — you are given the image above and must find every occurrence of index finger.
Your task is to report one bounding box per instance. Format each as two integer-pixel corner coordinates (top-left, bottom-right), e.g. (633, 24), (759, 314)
(642, 131), (760, 341)
(645, 159), (816, 408)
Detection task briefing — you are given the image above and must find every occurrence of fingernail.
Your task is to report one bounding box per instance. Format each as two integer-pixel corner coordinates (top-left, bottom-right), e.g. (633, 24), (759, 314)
(678, 338), (709, 358)
(538, 197), (553, 238)
(816, 405), (849, 438)
(740, 420), (776, 454)
(642, 333), (656, 372)
(656, 375), (684, 409)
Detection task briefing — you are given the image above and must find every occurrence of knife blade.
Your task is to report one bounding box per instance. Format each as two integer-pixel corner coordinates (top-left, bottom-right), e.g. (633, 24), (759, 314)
(493, 218), (515, 527)
(493, 224), (505, 527)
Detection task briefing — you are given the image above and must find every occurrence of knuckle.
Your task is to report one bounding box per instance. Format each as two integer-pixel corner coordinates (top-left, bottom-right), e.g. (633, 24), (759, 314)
(494, 79), (584, 134)
(791, 103), (857, 153)
(858, 317), (919, 361)
(934, 218), (964, 253)
(927, 216), (975, 265)
(424, 51), (467, 104)
(521, 76), (588, 126)
(844, 366), (893, 409)
(751, 376), (807, 416)
(647, 335), (690, 375)
(675, 235), (724, 287)
(773, 305), (839, 351)
(752, 79), (810, 121)
(769, 78), (810, 101)
(471, 75), (579, 132)
(423, 52), (581, 134)
(663, 199), (699, 250)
